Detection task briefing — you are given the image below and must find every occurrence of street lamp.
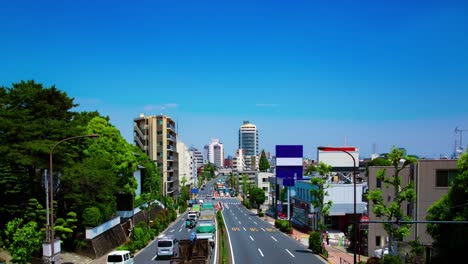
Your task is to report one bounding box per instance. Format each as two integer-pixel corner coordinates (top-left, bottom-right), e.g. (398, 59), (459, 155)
(318, 147), (357, 264)
(48, 134), (99, 263)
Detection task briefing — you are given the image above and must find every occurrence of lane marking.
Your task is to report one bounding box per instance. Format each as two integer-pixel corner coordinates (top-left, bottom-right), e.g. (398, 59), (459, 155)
(286, 249), (295, 258)
(178, 228), (182, 232)
(180, 223), (184, 228)
(243, 227), (247, 231)
(238, 221), (241, 225)
(258, 248), (264, 257)
(261, 228), (265, 232)
(271, 236), (277, 242)
(170, 229), (174, 233)
(249, 235), (254, 241)
(253, 221), (257, 225)
(248, 217), (251, 220)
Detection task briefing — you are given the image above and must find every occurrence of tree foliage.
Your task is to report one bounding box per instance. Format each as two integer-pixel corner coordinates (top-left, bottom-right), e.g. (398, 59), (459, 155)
(241, 174), (250, 200)
(259, 149), (270, 172)
(4, 218), (42, 264)
(367, 147), (416, 256)
(249, 187), (266, 212)
(426, 152), (468, 263)
(309, 162), (333, 231)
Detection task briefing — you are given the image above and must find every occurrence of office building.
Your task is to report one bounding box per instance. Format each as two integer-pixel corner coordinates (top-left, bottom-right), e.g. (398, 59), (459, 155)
(205, 138), (224, 168)
(239, 121), (259, 170)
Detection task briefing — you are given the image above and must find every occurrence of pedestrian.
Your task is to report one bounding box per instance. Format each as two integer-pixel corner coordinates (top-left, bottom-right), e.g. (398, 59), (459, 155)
(326, 231), (330, 245)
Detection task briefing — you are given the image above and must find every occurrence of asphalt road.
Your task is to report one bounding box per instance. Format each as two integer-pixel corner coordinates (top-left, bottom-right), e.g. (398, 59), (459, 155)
(220, 197), (326, 264)
(134, 178), (219, 264)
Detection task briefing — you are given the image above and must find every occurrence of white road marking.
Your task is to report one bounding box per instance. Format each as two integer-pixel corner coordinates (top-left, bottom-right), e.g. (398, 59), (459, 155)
(271, 236), (277, 242)
(253, 221), (257, 225)
(248, 217), (251, 220)
(258, 248), (264, 257)
(238, 221), (242, 225)
(225, 204), (230, 210)
(243, 227), (247, 231)
(249, 235), (254, 241)
(261, 228), (265, 231)
(170, 229), (174, 233)
(286, 249), (295, 258)
(178, 228), (182, 233)
(181, 223), (184, 228)
(235, 216), (238, 220)
(151, 255), (157, 261)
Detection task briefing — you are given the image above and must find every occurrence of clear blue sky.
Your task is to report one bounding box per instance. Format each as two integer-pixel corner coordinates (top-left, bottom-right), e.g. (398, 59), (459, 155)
(1, 0), (468, 159)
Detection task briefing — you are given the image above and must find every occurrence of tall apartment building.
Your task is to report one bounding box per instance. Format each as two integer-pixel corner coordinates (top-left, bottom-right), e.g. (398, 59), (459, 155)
(239, 121), (259, 170)
(367, 159), (457, 259)
(190, 147), (204, 170)
(134, 114), (179, 199)
(205, 138), (224, 168)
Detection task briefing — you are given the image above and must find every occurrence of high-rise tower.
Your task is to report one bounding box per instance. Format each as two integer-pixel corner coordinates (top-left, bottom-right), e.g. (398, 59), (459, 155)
(239, 121), (259, 170)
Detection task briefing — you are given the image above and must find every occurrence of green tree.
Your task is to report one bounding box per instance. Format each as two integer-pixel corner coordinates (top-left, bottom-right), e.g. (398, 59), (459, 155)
(259, 150), (270, 172)
(426, 152), (468, 263)
(309, 162), (333, 231)
(0, 80), (77, 228)
(365, 157), (392, 177)
(54, 212), (78, 249)
(82, 207), (102, 227)
(24, 198), (46, 228)
(367, 147), (416, 256)
(249, 187), (266, 213)
(4, 218), (42, 264)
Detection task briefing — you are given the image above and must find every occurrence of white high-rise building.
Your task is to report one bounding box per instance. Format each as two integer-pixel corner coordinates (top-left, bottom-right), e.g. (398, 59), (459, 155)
(205, 139), (224, 168)
(177, 141), (194, 188)
(233, 148), (246, 172)
(239, 121), (259, 170)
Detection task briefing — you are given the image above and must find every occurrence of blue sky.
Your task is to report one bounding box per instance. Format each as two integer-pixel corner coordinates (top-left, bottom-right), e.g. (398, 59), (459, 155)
(1, 0), (468, 159)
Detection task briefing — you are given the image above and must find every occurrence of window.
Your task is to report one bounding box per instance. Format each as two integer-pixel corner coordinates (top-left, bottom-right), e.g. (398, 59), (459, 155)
(376, 179), (382, 188)
(376, 236), (381, 247)
(262, 178), (267, 182)
(436, 169), (457, 187)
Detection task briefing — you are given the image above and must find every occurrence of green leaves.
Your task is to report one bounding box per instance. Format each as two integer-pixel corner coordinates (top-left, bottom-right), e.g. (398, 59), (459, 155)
(4, 218), (42, 264)
(259, 150), (270, 172)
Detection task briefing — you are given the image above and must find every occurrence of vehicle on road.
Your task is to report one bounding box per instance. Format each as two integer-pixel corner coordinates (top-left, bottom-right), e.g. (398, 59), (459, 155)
(196, 220), (216, 248)
(106, 250), (134, 264)
(156, 235), (179, 259)
(170, 238), (212, 264)
(186, 218), (196, 228)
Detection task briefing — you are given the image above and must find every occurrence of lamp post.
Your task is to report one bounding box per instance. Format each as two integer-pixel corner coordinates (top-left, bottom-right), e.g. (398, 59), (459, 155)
(318, 147), (357, 264)
(48, 134), (99, 263)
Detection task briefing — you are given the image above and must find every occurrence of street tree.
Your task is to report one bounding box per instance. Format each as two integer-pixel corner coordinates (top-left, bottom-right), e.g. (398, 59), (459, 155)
(249, 187), (266, 213)
(309, 162), (333, 231)
(367, 147), (416, 256)
(259, 150), (270, 172)
(241, 174), (250, 200)
(426, 152), (468, 263)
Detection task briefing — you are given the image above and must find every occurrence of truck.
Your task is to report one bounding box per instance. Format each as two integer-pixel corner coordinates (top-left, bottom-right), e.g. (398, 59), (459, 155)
(196, 210), (216, 248)
(170, 238), (211, 264)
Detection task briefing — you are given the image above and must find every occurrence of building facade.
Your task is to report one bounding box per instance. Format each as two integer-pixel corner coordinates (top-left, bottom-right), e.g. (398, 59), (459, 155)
(366, 159), (457, 258)
(177, 141), (194, 188)
(233, 148), (246, 172)
(134, 114), (179, 199)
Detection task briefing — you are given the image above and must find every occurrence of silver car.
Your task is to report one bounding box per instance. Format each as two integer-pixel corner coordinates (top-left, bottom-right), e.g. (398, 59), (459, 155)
(156, 235), (179, 259)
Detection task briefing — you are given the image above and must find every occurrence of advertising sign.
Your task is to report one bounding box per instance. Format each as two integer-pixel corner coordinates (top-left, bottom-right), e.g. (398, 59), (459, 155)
(276, 145), (303, 186)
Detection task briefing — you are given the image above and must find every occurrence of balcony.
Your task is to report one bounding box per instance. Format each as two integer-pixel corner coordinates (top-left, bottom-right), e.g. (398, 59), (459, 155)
(168, 156), (174, 161)
(167, 176), (175, 183)
(167, 187), (174, 193)
(167, 135), (176, 142)
(167, 145), (175, 151)
(134, 135), (146, 150)
(167, 124), (175, 131)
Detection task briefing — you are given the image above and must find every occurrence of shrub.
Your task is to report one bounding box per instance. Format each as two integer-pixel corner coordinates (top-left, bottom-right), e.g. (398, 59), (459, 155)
(309, 231), (323, 254)
(258, 212), (264, 217)
(82, 207), (101, 227)
(274, 219), (292, 234)
(382, 255), (403, 264)
(366, 258), (381, 264)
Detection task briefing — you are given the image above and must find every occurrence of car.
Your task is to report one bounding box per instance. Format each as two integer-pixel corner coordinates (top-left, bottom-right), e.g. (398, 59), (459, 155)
(106, 250), (134, 264)
(373, 247), (389, 258)
(156, 235), (179, 259)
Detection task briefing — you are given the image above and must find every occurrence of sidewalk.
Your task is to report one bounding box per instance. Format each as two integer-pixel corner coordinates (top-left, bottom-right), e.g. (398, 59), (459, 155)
(261, 213), (367, 264)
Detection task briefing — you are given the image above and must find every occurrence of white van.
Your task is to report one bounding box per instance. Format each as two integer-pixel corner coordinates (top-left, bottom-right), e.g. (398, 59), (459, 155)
(106, 250), (134, 264)
(156, 235), (179, 259)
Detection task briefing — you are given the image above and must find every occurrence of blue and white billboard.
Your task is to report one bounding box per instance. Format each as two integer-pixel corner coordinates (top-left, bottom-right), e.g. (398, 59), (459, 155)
(275, 145), (303, 186)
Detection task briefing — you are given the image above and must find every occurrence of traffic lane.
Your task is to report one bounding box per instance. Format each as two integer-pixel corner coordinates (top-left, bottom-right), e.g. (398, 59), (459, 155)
(225, 204), (323, 264)
(135, 211), (192, 264)
(222, 207), (264, 264)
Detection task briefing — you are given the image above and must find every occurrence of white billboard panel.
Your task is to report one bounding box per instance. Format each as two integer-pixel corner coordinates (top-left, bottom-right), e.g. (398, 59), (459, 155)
(317, 147), (359, 167)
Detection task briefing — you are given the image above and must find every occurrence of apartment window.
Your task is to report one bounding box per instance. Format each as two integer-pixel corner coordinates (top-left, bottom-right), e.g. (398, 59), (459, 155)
(158, 120), (163, 125)
(263, 187), (267, 192)
(376, 236), (381, 247)
(157, 131), (162, 135)
(262, 178), (267, 182)
(436, 169), (457, 187)
(376, 178), (382, 188)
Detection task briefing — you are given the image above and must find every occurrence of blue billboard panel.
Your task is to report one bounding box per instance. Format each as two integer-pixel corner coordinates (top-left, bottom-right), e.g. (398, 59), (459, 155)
(276, 145), (303, 185)
(191, 188), (199, 194)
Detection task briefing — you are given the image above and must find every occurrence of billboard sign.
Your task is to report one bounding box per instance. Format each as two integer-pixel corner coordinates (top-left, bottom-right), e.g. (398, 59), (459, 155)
(317, 147), (359, 168)
(276, 145), (303, 186)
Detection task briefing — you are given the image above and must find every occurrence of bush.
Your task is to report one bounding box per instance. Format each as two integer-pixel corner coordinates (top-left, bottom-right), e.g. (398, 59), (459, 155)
(243, 200), (252, 209)
(309, 231), (323, 254)
(82, 207), (101, 227)
(382, 255), (403, 264)
(275, 219), (292, 234)
(366, 258), (381, 264)
(258, 212), (264, 217)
